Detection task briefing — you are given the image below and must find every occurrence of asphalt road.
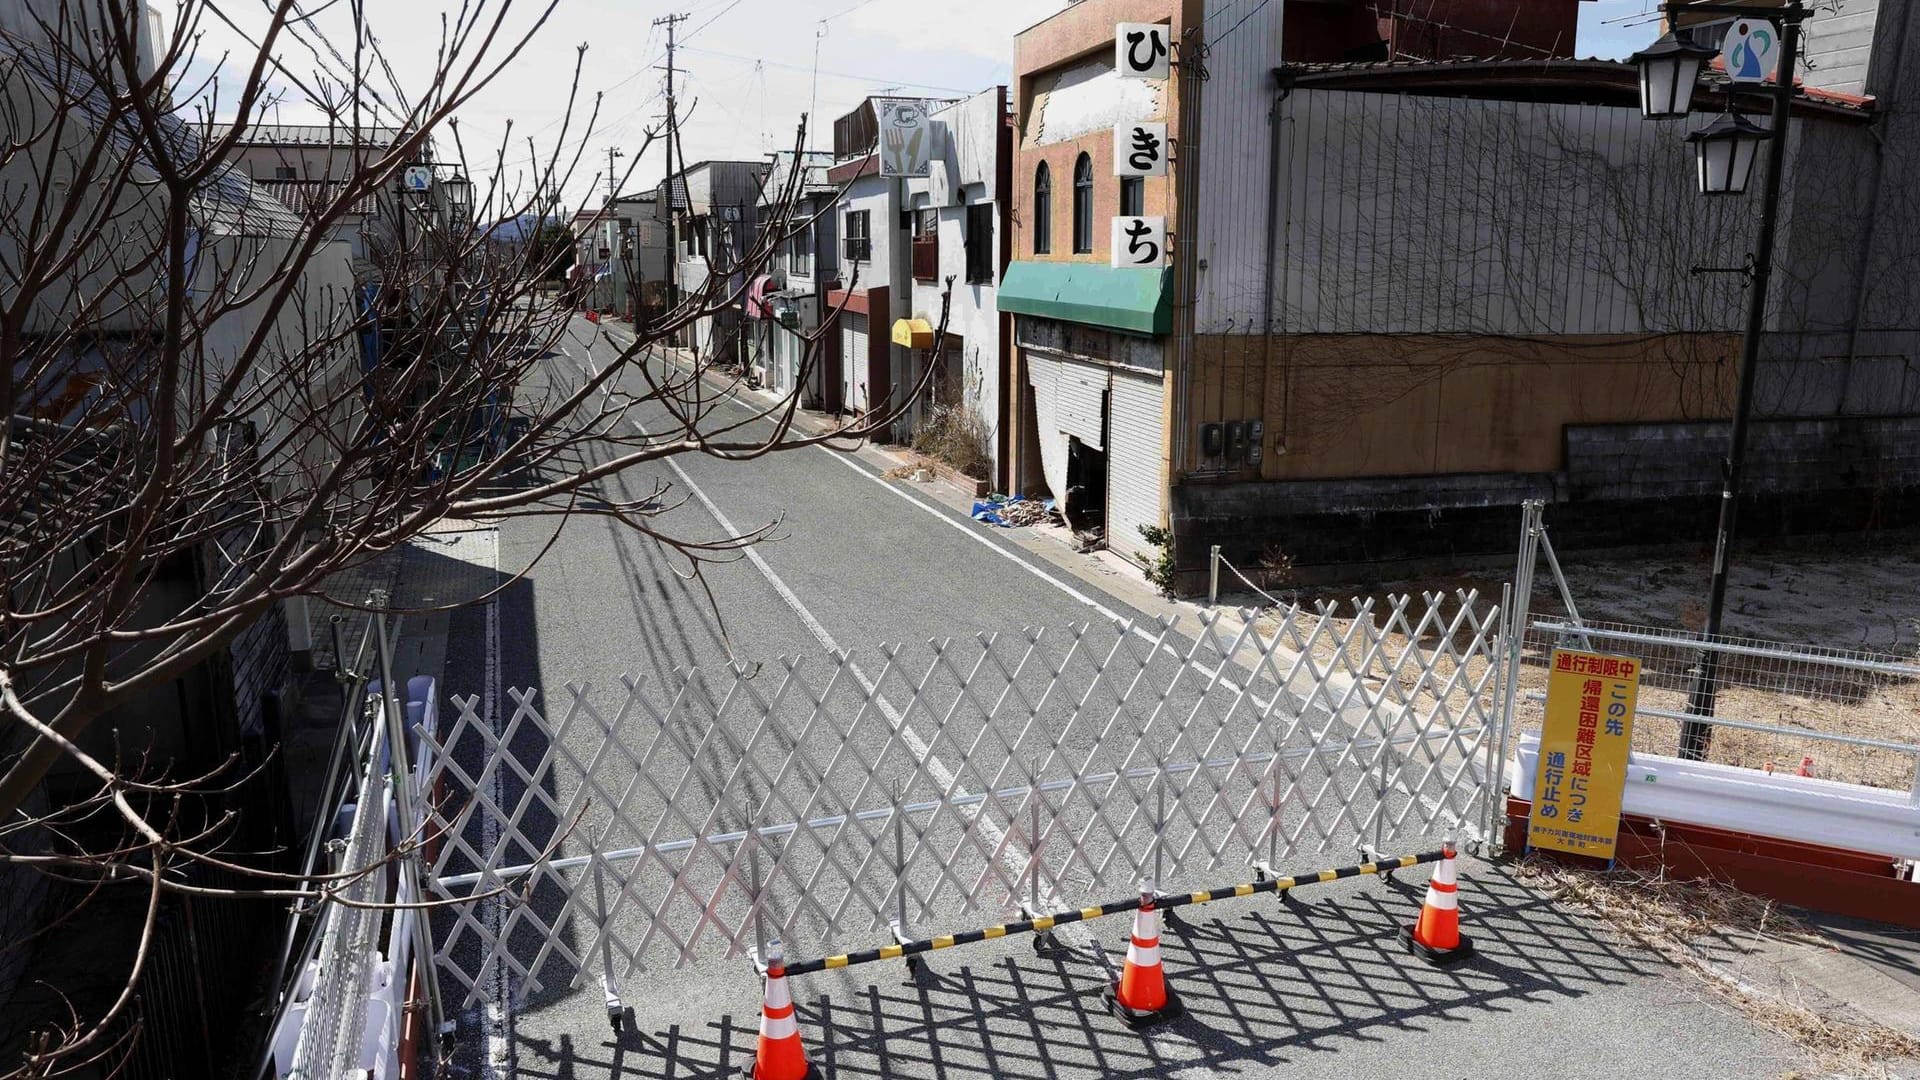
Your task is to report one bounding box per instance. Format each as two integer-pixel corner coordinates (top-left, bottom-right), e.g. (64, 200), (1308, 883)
(424, 311), (1810, 1079)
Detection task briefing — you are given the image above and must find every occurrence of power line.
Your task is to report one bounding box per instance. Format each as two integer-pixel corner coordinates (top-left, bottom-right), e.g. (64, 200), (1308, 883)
(679, 45), (977, 95)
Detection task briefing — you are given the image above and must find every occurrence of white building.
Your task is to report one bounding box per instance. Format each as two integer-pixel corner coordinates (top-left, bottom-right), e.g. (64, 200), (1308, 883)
(898, 87), (1012, 488)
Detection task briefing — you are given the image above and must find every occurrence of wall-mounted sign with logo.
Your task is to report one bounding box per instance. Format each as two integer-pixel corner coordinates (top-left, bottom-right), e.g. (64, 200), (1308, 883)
(878, 100), (932, 178)
(1721, 19), (1780, 83)
(401, 165), (434, 193)
(1114, 122), (1168, 177)
(1111, 215), (1166, 268)
(1115, 23), (1170, 80)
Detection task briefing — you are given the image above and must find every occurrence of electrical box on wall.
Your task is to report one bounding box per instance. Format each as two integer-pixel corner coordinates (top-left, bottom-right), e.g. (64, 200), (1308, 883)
(1247, 421), (1265, 468)
(1200, 423), (1223, 459)
(1225, 421), (1246, 464)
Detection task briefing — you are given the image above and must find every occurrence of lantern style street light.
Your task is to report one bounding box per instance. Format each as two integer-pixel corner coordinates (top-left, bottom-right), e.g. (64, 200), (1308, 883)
(1686, 111), (1772, 195)
(443, 172), (474, 222)
(1627, 2), (1809, 761)
(1629, 32), (1717, 119)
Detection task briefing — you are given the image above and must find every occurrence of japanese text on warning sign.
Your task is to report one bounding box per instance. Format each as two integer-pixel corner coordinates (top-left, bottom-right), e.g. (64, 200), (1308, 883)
(1529, 649), (1639, 860)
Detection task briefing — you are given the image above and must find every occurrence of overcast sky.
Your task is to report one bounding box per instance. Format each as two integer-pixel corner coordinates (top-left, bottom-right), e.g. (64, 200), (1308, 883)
(181, 0), (1664, 215)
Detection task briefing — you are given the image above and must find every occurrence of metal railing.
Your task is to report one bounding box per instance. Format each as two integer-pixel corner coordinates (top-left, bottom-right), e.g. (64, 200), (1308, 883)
(1505, 500), (1920, 802)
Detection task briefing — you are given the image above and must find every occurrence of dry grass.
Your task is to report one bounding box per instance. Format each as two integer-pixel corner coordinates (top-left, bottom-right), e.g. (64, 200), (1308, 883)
(1249, 534), (1920, 792)
(910, 401), (992, 482)
(1513, 857), (1920, 1077)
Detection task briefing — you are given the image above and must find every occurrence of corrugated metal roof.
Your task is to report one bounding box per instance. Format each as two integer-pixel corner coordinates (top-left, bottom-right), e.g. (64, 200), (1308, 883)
(229, 122), (407, 147)
(0, 36), (308, 237)
(253, 178), (385, 218)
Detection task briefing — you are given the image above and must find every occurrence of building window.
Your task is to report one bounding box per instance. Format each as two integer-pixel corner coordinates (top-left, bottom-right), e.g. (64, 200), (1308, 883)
(844, 209), (871, 262)
(1120, 176), (1144, 217)
(1033, 162), (1051, 255)
(1072, 153), (1093, 254)
(912, 208), (939, 282)
(273, 164), (296, 180)
(789, 223), (813, 273)
(964, 203), (994, 285)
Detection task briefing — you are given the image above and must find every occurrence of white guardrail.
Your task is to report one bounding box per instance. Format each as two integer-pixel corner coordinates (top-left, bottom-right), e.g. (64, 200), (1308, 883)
(1512, 731), (1920, 862)
(270, 677), (438, 1080)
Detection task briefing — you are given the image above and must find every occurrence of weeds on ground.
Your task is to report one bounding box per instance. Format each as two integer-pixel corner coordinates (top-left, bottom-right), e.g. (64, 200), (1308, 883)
(1513, 856), (1920, 1076)
(911, 401), (992, 481)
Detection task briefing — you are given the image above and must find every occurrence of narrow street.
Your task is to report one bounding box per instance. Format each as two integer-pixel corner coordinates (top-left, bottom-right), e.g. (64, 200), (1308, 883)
(423, 310), (1807, 1080)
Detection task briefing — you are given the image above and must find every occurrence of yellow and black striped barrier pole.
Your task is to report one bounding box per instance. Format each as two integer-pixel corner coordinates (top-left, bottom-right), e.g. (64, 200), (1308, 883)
(782, 849), (1443, 977)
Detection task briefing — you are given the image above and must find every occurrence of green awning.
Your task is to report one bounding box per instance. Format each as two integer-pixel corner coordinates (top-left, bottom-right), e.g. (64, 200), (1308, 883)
(998, 261), (1170, 337)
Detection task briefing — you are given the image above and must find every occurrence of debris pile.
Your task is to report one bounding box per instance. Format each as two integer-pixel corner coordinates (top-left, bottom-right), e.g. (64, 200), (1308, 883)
(970, 494), (1057, 528)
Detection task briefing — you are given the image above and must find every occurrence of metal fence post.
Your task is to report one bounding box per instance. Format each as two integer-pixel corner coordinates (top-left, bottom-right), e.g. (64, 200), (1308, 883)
(892, 778), (909, 952)
(591, 841), (622, 1033)
(1154, 770), (1167, 893)
(373, 611), (449, 1047)
(1208, 545), (1221, 606)
(1268, 731), (1281, 872)
(1488, 502), (1542, 857)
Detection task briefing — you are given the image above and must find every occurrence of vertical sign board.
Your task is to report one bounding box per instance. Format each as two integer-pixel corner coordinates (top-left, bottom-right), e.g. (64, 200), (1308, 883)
(1528, 649), (1640, 859)
(1111, 216), (1167, 268)
(1114, 121), (1168, 177)
(1115, 23), (1171, 80)
(878, 100), (932, 178)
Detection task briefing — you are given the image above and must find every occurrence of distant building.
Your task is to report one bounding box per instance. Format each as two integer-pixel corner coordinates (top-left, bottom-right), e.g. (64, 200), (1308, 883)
(225, 123), (426, 272)
(750, 151), (839, 406)
(571, 193), (672, 321)
(655, 160), (769, 356)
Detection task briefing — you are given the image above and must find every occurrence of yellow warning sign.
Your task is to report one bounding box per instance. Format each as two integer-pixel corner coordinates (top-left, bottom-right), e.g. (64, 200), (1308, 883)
(1528, 649), (1639, 860)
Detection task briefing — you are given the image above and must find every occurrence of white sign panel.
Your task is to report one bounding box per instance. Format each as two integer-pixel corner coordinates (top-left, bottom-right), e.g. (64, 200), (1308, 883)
(878, 100), (933, 178)
(1111, 215), (1166, 268)
(1114, 122), (1168, 177)
(1720, 19), (1780, 83)
(401, 165), (433, 193)
(1115, 23), (1170, 80)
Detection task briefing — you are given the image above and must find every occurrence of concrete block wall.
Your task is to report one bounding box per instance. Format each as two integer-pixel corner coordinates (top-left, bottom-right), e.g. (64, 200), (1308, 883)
(229, 599), (290, 739)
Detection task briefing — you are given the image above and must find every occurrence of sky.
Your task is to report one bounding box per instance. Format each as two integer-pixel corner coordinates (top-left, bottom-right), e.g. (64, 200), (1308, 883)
(175, 0), (1668, 216)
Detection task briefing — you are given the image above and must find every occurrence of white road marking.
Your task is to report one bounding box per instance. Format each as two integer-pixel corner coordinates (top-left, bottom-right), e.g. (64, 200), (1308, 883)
(573, 334), (1092, 943)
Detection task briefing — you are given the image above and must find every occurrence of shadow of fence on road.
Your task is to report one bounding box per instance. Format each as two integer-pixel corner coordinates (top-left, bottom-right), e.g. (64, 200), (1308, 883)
(507, 860), (1650, 1079)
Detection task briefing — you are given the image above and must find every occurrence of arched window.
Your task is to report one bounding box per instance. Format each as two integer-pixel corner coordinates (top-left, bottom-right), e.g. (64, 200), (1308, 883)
(1033, 162), (1052, 255)
(1071, 153), (1093, 254)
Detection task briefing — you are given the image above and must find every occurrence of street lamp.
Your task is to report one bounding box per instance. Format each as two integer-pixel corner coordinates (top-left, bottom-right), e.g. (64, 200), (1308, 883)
(1627, 2), (1808, 761)
(1687, 111), (1772, 195)
(443, 172), (474, 222)
(1630, 32), (1716, 119)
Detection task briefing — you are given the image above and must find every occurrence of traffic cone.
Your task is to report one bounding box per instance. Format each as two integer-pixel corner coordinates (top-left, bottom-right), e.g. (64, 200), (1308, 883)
(747, 941), (819, 1080)
(1104, 883), (1182, 1028)
(1403, 845), (1473, 967)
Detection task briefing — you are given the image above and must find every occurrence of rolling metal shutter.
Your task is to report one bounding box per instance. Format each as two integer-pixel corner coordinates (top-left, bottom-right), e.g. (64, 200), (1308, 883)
(1106, 368), (1165, 561)
(841, 314), (868, 413)
(1030, 352), (1108, 450)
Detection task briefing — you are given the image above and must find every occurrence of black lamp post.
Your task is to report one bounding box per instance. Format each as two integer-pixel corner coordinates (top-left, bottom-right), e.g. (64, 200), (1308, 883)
(1630, 2), (1807, 761)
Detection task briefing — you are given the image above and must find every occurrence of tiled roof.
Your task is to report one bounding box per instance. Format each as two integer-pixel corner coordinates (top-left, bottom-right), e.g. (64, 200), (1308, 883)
(1281, 57), (1874, 117)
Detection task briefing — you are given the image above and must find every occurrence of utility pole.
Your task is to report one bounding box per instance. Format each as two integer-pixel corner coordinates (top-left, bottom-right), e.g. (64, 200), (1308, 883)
(654, 12), (688, 326)
(604, 146), (625, 205)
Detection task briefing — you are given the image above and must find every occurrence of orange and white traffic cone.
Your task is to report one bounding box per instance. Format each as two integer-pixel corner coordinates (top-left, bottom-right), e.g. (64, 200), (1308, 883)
(1404, 844), (1473, 967)
(1104, 882), (1182, 1027)
(747, 941), (819, 1080)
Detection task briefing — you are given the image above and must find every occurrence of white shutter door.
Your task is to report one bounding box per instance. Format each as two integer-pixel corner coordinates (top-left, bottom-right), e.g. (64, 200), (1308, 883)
(1050, 356), (1109, 450)
(1025, 353), (1068, 504)
(1107, 368), (1166, 561)
(842, 314), (868, 412)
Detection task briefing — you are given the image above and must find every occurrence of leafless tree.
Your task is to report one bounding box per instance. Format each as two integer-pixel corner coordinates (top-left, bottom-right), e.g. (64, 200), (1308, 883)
(0, 1), (946, 1073)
